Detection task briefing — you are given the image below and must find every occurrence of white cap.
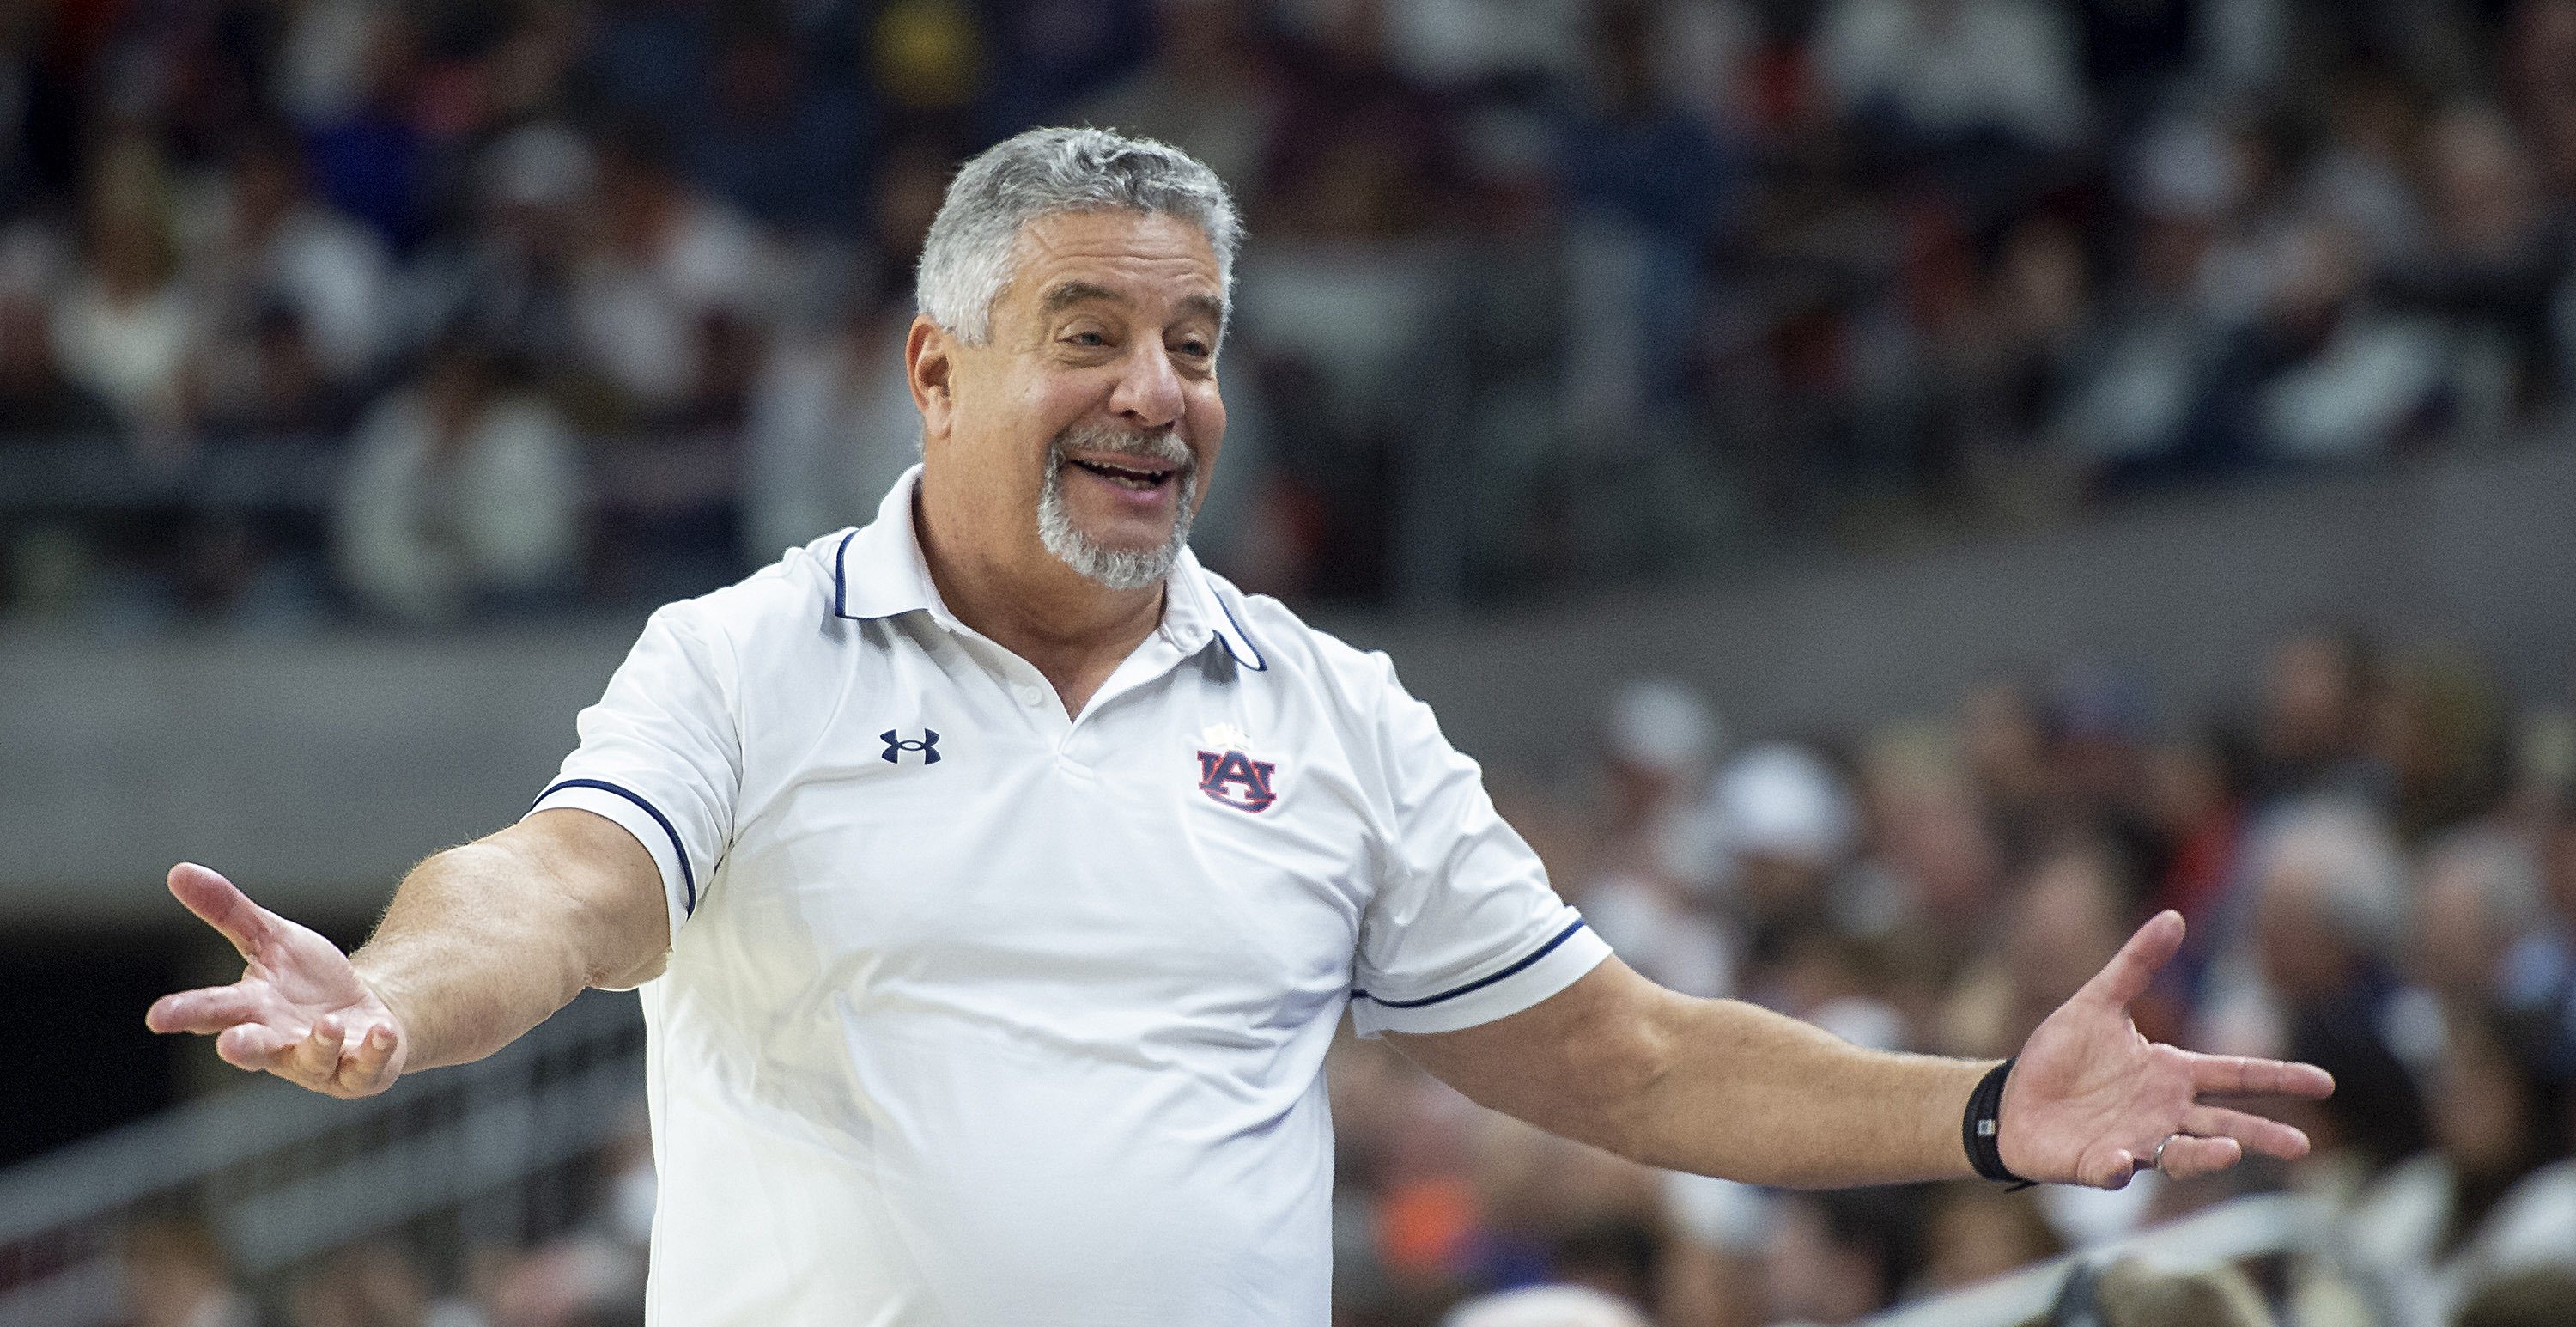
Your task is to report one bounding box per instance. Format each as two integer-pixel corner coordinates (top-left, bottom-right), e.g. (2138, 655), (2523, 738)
(1712, 743), (1854, 863)
(1444, 1285), (1653, 1327)
(1604, 679), (1722, 776)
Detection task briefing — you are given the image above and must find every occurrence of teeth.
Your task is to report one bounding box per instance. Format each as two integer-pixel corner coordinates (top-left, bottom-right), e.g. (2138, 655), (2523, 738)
(1073, 458), (1170, 488)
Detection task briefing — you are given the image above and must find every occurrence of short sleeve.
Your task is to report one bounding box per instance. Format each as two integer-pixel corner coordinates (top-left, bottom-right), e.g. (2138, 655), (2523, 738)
(1349, 656), (1610, 1038)
(527, 604), (741, 940)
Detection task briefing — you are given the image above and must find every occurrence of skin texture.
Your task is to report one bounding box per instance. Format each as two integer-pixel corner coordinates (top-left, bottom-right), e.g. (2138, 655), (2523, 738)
(148, 206), (2332, 1191)
(907, 208), (1226, 716)
(1392, 910), (2332, 1188)
(144, 811), (664, 1098)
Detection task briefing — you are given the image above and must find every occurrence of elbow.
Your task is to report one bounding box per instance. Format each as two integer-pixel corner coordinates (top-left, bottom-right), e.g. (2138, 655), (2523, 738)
(1581, 995), (1686, 1164)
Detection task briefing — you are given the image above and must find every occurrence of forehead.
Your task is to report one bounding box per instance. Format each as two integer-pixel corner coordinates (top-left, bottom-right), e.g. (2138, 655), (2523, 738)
(1001, 210), (1222, 314)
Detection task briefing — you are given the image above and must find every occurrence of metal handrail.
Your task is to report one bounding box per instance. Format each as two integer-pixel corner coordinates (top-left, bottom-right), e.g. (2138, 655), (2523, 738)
(0, 989), (645, 1326)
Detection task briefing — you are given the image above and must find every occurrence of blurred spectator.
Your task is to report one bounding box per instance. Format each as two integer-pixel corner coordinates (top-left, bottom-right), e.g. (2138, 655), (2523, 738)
(2349, 1008), (2576, 1327)
(334, 336), (580, 622)
(1941, 837), (2133, 1058)
(738, 136), (954, 562)
(568, 133), (777, 426)
(185, 124), (392, 401)
(479, 1237), (643, 1327)
(298, 9), (434, 252)
(1557, 1), (1745, 434)
(2220, 216), (2449, 464)
(117, 1214), (256, 1327)
(1073, 0), (1279, 198)
(1814, 0), (2089, 213)
(2201, 800), (2419, 1062)
(404, 121), (593, 378)
(2382, 105), (2568, 432)
(53, 138), (201, 439)
(198, 302), (362, 442)
(2056, 117), (2239, 477)
(2499, 786), (2576, 1080)
(2069, 1256), (2276, 1327)
(0, 242), (116, 438)
(743, 290), (919, 562)
(2253, 629), (2388, 807)
(2415, 825), (2547, 1027)
(678, 21), (872, 233)
(283, 1240), (479, 1327)
(1761, 1187), (1923, 1325)
(2374, 648), (2514, 843)
(1917, 1184), (2064, 1292)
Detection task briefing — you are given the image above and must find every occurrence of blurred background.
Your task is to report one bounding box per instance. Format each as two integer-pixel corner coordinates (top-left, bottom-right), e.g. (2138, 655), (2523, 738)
(5, 0), (2576, 1324)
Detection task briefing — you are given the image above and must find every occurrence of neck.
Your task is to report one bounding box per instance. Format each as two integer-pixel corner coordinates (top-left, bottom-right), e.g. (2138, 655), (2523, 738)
(912, 482), (1165, 713)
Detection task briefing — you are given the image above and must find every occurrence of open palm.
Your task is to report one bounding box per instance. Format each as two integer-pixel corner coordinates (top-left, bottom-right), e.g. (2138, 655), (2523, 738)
(1997, 910), (2334, 1190)
(144, 862), (408, 1099)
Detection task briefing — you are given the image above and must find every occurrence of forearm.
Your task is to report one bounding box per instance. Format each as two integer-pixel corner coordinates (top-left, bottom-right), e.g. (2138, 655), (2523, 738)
(353, 815), (663, 1072)
(1620, 995), (1993, 1189)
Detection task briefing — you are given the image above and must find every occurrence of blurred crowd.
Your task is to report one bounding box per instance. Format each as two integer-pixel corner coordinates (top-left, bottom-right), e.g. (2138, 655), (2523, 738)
(92, 626), (2576, 1325)
(1316, 626), (2576, 1326)
(8, 0), (2576, 623)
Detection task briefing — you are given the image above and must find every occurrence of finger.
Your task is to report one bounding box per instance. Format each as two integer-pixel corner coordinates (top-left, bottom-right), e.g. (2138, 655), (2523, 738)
(167, 863), (275, 963)
(145, 984), (268, 1035)
(285, 1014), (348, 1083)
(2155, 1134), (2245, 1179)
(2074, 910), (2184, 1010)
(216, 1022), (301, 1071)
(2184, 1105), (2311, 1162)
(336, 1024), (401, 1095)
(2084, 1147), (2140, 1190)
(2188, 1051), (2336, 1099)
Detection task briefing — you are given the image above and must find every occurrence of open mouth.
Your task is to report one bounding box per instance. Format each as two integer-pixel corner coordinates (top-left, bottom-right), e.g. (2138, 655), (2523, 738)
(1066, 456), (1180, 491)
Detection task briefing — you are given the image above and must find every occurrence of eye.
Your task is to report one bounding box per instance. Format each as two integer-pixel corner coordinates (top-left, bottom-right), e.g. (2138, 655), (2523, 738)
(1175, 337), (1212, 359)
(1069, 330), (1109, 348)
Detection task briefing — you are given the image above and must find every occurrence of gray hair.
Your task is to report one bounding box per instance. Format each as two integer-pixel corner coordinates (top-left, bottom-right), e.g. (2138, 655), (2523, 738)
(914, 126), (1242, 345)
(2251, 799), (2409, 954)
(2419, 824), (2543, 930)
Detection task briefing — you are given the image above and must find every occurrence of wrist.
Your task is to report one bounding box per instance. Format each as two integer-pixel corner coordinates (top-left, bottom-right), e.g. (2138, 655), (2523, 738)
(1962, 1057), (2033, 1187)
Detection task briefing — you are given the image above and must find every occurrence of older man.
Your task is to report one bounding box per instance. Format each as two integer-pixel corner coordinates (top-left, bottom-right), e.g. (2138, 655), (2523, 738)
(147, 129), (2330, 1324)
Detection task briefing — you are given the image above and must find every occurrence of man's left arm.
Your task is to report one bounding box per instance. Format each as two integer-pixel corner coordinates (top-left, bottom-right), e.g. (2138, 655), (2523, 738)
(1388, 910), (2334, 1190)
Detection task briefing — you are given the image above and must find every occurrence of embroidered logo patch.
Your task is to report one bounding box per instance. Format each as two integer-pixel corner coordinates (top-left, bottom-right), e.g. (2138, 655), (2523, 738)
(1196, 748), (1278, 813)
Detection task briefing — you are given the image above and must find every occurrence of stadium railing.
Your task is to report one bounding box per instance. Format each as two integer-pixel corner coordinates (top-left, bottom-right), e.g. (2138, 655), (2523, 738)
(0, 989), (645, 1327)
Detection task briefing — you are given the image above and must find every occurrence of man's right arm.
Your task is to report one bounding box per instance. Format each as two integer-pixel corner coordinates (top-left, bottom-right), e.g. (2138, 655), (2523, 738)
(145, 807), (668, 1099)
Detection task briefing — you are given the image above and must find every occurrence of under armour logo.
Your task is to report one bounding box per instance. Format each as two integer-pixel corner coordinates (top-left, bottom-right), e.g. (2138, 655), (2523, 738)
(881, 729), (940, 764)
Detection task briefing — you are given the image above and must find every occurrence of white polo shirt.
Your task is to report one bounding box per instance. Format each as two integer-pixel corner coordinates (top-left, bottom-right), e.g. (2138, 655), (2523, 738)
(528, 468), (1610, 1325)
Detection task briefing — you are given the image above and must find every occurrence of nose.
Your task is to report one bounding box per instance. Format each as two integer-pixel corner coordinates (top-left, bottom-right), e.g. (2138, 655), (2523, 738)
(1107, 341), (1185, 432)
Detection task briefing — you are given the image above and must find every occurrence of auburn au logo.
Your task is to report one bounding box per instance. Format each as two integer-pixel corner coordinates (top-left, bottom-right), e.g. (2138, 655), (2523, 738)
(1196, 748), (1279, 813)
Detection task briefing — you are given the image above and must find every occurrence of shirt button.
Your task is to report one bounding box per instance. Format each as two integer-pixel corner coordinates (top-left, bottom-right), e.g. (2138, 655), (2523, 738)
(1015, 684), (1045, 708)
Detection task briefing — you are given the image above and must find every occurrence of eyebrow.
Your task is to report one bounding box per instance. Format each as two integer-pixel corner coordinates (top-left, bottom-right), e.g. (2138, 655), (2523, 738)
(1040, 281), (1124, 314)
(1038, 281), (1227, 331)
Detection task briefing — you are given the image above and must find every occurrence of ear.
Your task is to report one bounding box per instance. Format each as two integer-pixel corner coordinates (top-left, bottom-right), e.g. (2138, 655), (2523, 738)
(905, 316), (956, 443)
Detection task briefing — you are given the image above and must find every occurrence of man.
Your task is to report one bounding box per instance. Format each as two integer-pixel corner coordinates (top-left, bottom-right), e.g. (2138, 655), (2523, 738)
(147, 129), (2330, 1324)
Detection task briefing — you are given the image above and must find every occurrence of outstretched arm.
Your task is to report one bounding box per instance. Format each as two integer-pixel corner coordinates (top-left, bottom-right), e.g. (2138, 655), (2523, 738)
(1389, 910), (2332, 1190)
(143, 807), (668, 1098)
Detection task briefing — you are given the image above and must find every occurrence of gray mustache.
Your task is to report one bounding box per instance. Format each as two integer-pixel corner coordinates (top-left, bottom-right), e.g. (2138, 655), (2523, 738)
(1051, 424), (1193, 470)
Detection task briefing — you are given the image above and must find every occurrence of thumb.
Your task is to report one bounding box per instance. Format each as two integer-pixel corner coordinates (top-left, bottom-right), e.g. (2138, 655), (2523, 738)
(167, 862), (273, 963)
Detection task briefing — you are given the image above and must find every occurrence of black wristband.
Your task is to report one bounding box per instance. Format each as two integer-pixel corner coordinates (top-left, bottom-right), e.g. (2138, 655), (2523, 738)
(1963, 1056), (2034, 1188)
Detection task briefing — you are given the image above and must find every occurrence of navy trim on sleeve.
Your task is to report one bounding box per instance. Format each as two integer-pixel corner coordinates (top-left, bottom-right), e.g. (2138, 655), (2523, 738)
(533, 778), (699, 916)
(1351, 918), (1588, 1009)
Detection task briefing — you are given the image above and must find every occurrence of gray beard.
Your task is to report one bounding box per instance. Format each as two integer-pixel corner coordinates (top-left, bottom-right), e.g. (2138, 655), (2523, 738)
(1036, 424), (1198, 591)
